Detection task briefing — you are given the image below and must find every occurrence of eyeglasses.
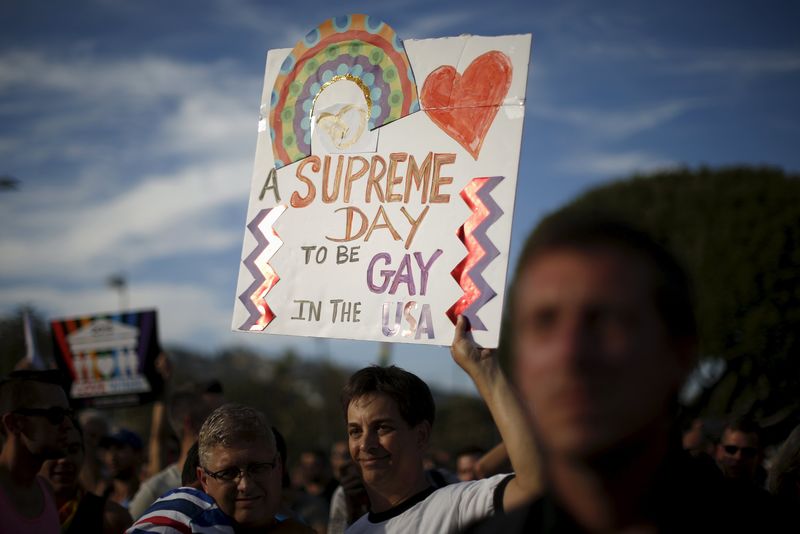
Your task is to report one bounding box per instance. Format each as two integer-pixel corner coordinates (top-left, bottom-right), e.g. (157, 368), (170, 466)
(13, 407), (74, 426)
(203, 456), (279, 483)
(722, 445), (758, 458)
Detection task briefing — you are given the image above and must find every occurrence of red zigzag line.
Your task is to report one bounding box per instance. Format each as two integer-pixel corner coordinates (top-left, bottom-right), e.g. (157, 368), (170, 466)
(238, 207), (285, 330)
(446, 176), (504, 330)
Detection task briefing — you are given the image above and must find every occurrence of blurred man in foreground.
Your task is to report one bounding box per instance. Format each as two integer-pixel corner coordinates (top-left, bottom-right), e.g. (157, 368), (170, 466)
(0, 370), (72, 533)
(468, 212), (784, 532)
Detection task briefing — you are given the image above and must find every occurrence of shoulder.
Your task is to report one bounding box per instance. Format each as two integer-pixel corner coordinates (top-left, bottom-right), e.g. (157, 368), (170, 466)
(434, 474), (514, 506)
(463, 495), (550, 534)
(142, 463), (182, 489)
(349, 477), (514, 534)
(127, 487), (233, 534)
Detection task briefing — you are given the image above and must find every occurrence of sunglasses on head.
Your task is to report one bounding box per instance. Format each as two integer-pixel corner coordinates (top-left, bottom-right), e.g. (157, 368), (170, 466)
(722, 445), (758, 458)
(13, 407), (74, 425)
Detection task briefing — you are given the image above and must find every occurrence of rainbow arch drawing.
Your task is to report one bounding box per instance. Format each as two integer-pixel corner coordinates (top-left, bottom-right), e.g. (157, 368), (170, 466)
(269, 14), (420, 168)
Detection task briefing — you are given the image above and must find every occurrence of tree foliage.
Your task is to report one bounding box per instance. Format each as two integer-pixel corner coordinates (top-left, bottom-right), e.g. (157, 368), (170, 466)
(554, 165), (800, 425)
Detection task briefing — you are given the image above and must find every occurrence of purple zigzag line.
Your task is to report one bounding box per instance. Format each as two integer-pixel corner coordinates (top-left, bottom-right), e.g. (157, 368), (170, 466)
(463, 176), (505, 330)
(238, 208), (279, 330)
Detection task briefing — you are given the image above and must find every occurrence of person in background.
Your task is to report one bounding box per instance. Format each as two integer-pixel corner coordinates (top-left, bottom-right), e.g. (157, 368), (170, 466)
(422, 449), (451, 474)
(330, 441), (350, 483)
(454, 446), (486, 482)
(294, 449), (337, 502)
(99, 428), (144, 509)
(77, 409), (110, 494)
(715, 418), (764, 485)
(682, 417), (718, 459)
(0, 370), (71, 533)
(129, 385), (216, 518)
(326, 456), (370, 534)
(39, 423), (132, 533)
(291, 449), (335, 533)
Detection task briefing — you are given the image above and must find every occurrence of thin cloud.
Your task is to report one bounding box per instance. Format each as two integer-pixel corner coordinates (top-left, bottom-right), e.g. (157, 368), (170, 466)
(0, 50), (258, 283)
(529, 99), (698, 139)
(560, 41), (800, 78)
(0, 159), (249, 280)
(674, 48), (800, 77)
(0, 50), (250, 105)
(394, 10), (481, 39)
(558, 150), (676, 177)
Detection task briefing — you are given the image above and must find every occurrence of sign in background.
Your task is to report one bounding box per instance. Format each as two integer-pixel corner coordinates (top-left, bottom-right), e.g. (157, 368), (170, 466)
(233, 15), (531, 347)
(50, 309), (163, 408)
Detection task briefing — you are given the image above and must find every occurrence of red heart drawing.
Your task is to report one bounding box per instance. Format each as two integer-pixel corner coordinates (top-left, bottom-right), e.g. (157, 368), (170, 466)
(420, 51), (513, 159)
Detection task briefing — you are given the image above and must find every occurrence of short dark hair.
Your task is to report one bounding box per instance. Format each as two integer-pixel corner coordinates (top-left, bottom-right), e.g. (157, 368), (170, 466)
(509, 211), (697, 340)
(271, 426), (290, 489)
(341, 366), (435, 428)
(182, 441), (201, 486)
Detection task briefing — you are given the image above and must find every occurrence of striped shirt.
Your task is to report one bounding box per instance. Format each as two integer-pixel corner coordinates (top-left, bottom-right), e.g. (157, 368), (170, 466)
(126, 487), (234, 534)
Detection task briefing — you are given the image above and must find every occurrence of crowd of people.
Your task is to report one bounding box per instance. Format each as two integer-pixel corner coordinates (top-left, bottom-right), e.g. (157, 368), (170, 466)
(1, 212), (798, 533)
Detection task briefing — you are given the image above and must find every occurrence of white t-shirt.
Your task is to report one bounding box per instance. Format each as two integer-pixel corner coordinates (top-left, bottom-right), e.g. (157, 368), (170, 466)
(129, 463), (182, 519)
(345, 474), (513, 534)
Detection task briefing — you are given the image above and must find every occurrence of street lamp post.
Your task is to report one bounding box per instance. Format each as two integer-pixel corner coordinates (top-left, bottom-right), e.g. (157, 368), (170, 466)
(107, 274), (128, 312)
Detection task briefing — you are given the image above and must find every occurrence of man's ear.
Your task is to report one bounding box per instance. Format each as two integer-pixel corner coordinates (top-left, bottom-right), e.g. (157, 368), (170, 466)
(2, 412), (22, 436)
(415, 420), (432, 450)
(197, 466), (209, 492)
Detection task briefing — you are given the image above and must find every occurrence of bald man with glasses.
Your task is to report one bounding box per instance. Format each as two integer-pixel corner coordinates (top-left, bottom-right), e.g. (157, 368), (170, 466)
(0, 370), (73, 534)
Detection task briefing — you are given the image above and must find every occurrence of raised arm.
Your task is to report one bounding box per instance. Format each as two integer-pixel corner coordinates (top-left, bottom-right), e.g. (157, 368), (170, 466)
(145, 352), (173, 478)
(450, 315), (541, 511)
(475, 442), (512, 479)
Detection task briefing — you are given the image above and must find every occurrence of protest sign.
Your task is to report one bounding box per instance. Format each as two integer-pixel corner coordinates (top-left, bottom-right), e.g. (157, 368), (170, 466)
(50, 309), (163, 408)
(233, 15), (531, 347)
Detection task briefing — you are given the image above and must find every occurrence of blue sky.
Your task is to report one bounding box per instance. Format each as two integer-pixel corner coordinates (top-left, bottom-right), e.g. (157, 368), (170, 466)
(1, 0), (798, 393)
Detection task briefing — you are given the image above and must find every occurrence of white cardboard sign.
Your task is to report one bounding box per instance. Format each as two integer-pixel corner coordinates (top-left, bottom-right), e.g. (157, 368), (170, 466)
(232, 15), (531, 347)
